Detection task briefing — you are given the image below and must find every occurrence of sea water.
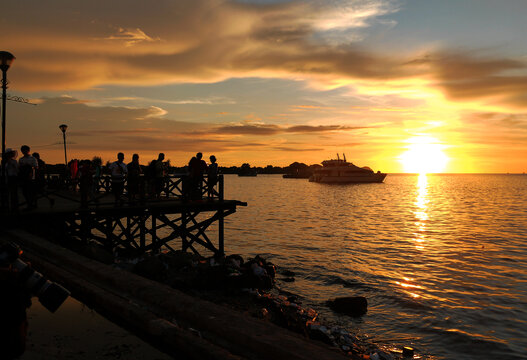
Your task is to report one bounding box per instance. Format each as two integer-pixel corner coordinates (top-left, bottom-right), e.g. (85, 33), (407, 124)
(221, 174), (527, 360)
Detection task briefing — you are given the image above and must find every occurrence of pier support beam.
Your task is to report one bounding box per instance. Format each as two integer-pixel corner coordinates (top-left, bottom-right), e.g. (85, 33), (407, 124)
(60, 202), (240, 257)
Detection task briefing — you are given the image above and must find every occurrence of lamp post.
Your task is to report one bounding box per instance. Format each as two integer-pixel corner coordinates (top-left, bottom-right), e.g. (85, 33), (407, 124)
(59, 124), (68, 168)
(0, 51), (15, 208)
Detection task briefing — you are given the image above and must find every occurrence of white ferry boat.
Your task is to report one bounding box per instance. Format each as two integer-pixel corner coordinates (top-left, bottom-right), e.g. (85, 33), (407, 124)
(309, 154), (386, 184)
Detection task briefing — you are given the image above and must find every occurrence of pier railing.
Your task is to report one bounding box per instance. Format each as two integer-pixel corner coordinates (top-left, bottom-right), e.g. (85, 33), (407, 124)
(45, 173), (224, 201)
(95, 174), (224, 200)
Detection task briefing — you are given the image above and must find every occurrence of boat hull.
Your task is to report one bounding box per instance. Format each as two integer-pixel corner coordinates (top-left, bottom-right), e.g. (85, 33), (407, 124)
(309, 173), (387, 183)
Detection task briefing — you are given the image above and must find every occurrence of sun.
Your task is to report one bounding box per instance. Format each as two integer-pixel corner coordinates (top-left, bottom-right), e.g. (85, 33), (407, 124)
(399, 137), (449, 174)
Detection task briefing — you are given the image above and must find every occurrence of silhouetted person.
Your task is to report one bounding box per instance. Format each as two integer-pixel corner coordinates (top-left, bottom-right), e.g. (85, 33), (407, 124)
(4, 148), (19, 212)
(32, 152), (54, 207)
(127, 153), (142, 203)
(32, 153), (45, 193)
(69, 159), (79, 191)
(188, 152), (207, 200)
(109, 153), (127, 205)
(78, 159), (94, 208)
(18, 145), (38, 210)
(147, 153), (165, 199)
(207, 155), (218, 199)
(91, 156), (102, 202)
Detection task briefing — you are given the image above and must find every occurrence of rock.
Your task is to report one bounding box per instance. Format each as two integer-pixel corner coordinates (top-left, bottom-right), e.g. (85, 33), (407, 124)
(264, 264), (276, 278)
(225, 254), (244, 267)
(378, 351), (394, 360)
(251, 263), (267, 277)
(280, 269), (296, 277)
(326, 296), (368, 316)
(308, 324), (334, 345)
(133, 256), (167, 281)
(160, 250), (195, 269)
(257, 307), (269, 319)
(402, 346), (414, 358)
(286, 295), (300, 303)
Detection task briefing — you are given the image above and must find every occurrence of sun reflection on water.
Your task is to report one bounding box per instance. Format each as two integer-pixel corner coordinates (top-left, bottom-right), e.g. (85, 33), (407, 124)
(396, 174), (431, 298)
(414, 173), (429, 248)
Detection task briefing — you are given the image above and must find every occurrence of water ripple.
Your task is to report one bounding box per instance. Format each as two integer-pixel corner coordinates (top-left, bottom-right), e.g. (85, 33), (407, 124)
(217, 174), (527, 359)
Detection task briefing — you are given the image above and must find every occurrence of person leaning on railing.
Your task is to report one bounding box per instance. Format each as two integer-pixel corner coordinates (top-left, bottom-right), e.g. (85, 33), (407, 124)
(207, 155), (218, 199)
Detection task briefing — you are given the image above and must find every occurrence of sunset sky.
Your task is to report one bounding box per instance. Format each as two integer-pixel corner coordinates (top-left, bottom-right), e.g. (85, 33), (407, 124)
(3, 0), (527, 173)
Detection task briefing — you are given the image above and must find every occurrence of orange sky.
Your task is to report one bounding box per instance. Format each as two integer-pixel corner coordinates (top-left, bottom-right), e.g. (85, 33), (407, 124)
(3, 0), (527, 173)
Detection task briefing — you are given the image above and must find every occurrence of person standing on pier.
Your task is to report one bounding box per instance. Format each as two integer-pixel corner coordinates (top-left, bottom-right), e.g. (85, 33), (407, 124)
(69, 159), (79, 192)
(147, 153), (166, 199)
(91, 156), (102, 202)
(4, 148), (19, 212)
(18, 145), (38, 210)
(109, 153), (128, 205)
(78, 159), (94, 208)
(127, 153), (142, 203)
(32, 153), (46, 195)
(188, 152), (207, 200)
(154, 153), (166, 199)
(32, 152), (54, 207)
(207, 155), (218, 199)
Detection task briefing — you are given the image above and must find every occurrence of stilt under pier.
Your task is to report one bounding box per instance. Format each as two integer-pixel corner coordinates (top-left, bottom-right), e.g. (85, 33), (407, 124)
(3, 175), (246, 257)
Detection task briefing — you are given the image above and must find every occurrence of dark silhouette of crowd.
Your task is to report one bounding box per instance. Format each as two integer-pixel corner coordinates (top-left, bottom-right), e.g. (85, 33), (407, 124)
(2, 148), (220, 211)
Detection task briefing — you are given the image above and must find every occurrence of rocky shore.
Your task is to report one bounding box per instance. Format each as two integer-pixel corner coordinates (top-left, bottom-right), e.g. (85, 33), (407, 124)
(121, 250), (418, 360)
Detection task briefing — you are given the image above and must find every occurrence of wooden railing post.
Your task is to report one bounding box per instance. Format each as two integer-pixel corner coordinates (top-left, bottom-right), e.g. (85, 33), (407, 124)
(219, 209), (224, 256)
(219, 174), (224, 201)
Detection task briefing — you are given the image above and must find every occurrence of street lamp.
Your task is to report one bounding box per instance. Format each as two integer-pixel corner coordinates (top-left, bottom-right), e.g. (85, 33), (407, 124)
(59, 124), (68, 167)
(1, 51), (15, 208)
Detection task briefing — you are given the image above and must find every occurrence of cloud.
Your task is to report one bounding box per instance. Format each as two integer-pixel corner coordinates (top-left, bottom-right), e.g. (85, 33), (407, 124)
(9, 96), (368, 164)
(4, 0), (410, 90)
(103, 27), (160, 46)
(199, 123), (369, 135)
(408, 52), (527, 108)
(465, 111), (527, 130)
(272, 146), (324, 151)
(5, 0), (526, 110)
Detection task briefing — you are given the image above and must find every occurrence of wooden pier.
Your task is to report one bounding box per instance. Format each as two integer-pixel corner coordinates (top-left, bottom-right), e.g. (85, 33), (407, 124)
(3, 174), (246, 257)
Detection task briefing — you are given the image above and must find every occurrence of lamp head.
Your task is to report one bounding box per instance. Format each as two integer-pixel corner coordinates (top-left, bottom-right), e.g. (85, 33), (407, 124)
(59, 124), (68, 133)
(0, 51), (15, 71)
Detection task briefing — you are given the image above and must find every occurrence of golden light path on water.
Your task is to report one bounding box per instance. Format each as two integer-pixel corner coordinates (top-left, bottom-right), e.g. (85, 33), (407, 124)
(396, 174), (429, 299)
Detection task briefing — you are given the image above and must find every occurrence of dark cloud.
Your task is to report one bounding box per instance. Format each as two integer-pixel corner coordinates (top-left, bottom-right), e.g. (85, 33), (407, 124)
(214, 124), (281, 135)
(412, 52), (527, 107)
(205, 123), (369, 135)
(272, 146), (324, 151)
(285, 125), (368, 132)
(69, 128), (163, 136)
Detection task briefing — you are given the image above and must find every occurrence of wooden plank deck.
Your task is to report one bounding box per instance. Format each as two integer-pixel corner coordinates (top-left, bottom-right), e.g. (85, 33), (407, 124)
(6, 189), (246, 217)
